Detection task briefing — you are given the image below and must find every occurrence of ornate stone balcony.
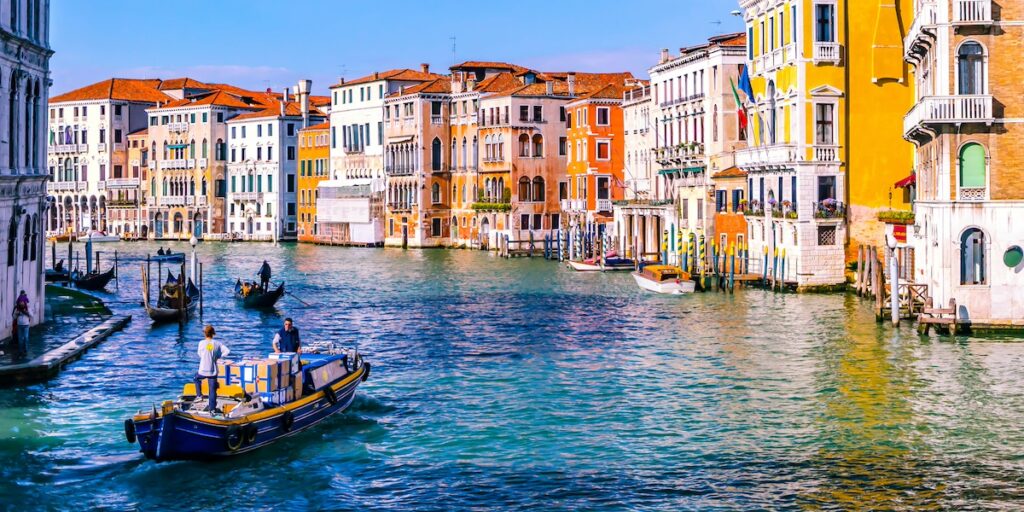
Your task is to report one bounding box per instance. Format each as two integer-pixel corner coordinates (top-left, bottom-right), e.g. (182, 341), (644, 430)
(904, 95), (993, 140)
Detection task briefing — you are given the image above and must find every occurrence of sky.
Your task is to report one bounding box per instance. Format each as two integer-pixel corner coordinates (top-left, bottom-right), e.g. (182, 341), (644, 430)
(50, 0), (745, 96)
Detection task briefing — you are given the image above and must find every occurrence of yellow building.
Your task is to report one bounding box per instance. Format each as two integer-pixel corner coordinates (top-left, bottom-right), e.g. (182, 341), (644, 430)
(736, 0), (915, 288)
(297, 121), (330, 242)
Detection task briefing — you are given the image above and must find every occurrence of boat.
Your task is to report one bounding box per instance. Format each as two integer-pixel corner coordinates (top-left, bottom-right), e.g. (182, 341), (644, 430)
(86, 231), (120, 243)
(151, 249), (185, 263)
(568, 252), (636, 272)
(123, 345), (370, 461)
(45, 259), (70, 282)
(601, 257), (636, 272)
(145, 272), (200, 323)
(234, 279), (285, 309)
(71, 266), (116, 291)
(567, 259), (603, 272)
(631, 265), (696, 294)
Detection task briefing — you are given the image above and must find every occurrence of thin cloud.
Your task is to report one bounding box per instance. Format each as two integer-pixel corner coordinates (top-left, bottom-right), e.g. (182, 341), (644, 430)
(525, 48), (657, 78)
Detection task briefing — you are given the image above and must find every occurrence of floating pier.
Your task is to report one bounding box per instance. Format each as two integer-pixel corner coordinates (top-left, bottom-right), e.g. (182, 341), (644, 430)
(0, 315), (132, 385)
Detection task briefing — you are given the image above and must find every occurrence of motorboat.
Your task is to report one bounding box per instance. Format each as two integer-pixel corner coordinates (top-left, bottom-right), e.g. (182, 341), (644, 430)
(632, 265), (696, 294)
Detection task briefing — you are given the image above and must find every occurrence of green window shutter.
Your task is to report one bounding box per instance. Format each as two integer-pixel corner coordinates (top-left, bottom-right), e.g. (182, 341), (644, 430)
(959, 143), (986, 188)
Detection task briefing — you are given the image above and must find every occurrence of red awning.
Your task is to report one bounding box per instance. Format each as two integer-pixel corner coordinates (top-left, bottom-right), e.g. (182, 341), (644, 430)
(894, 173), (916, 188)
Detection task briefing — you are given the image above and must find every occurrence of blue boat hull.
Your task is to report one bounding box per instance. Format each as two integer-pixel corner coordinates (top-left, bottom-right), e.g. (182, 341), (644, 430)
(130, 364), (366, 461)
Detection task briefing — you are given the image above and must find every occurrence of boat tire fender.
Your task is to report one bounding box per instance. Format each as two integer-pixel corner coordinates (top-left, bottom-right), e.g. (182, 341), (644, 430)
(361, 363), (371, 382)
(281, 410), (295, 432)
(323, 385), (338, 405)
(225, 425), (243, 451)
(123, 419), (136, 444)
(243, 423), (258, 444)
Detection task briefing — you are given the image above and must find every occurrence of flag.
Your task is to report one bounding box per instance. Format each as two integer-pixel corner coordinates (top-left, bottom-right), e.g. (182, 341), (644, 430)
(730, 78), (748, 131)
(737, 64), (755, 102)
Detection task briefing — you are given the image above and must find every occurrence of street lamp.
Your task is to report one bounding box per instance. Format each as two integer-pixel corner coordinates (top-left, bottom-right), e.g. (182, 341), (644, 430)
(189, 235), (197, 282)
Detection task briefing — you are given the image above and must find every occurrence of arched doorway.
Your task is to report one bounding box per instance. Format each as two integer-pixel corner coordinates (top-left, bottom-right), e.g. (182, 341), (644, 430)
(480, 216), (490, 248)
(247, 216), (254, 235)
(154, 212), (163, 238)
(193, 212), (203, 239)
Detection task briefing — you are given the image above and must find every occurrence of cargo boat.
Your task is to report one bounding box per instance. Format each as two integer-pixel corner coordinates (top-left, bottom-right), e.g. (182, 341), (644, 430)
(124, 346), (370, 461)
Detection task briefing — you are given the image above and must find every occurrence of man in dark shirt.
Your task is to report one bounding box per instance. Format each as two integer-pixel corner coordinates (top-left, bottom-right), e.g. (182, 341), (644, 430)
(258, 261), (272, 292)
(273, 317), (300, 353)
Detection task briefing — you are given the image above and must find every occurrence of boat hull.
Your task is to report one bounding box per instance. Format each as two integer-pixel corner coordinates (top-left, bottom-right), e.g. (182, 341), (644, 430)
(567, 260), (602, 272)
(631, 272), (696, 294)
(131, 364), (366, 461)
(73, 268), (116, 291)
(235, 282), (285, 309)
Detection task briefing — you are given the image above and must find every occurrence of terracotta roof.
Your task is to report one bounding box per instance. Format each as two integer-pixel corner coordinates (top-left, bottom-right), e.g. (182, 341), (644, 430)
(490, 71), (636, 98)
(388, 78), (452, 98)
(228, 101), (322, 121)
(127, 127), (149, 137)
(709, 32), (747, 47)
(333, 68), (445, 88)
(451, 61), (528, 73)
(577, 83), (628, 101)
(50, 78), (174, 104)
(310, 96), (331, 106)
(711, 166), (747, 179)
(472, 72), (522, 93)
(158, 77), (210, 90)
(301, 121), (331, 131)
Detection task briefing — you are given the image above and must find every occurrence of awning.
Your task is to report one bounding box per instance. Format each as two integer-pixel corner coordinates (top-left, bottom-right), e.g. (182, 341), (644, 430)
(681, 166), (705, 174)
(657, 169), (680, 176)
(658, 166), (705, 176)
(894, 172), (916, 188)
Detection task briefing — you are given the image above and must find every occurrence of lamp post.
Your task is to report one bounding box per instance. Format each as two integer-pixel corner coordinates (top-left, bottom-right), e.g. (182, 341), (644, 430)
(189, 235), (197, 282)
(885, 232), (899, 326)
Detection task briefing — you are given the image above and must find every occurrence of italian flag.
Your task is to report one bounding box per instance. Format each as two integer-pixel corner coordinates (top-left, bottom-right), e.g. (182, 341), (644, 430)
(730, 77), (748, 131)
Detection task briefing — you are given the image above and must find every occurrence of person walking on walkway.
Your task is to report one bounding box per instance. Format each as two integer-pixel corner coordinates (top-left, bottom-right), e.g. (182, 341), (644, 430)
(195, 325), (230, 413)
(12, 301), (32, 360)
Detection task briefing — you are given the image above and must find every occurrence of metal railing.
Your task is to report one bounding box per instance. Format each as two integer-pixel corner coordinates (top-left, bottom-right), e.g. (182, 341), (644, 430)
(958, 187), (986, 201)
(736, 144), (798, 168)
(813, 200), (846, 219)
(168, 122), (189, 133)
(954, 0), (991, 24)
(106, 178), (141, 189)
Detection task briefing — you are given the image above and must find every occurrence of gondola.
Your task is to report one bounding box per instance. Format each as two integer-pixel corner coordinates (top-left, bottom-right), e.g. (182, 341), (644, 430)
(146, 272), (200, 323)
(124, 345), (370, 462)
(72, 266), (116, 291)
(45, 259), (70, 282)
(234, 279), (285, 309)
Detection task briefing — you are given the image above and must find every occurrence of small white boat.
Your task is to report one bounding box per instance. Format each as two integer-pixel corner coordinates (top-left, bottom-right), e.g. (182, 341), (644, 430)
(632, 265), (696, 294)
(86, 231), (120, 243)
(567, 260), (603, 272)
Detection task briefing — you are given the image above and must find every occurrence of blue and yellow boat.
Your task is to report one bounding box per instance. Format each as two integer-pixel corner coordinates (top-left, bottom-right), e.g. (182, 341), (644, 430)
(123, 347), (370, 462)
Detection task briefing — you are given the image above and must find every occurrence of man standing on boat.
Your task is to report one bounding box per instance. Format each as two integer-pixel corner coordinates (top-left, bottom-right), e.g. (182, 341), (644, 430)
(272, 318), (301, 354)
(196, 325), (230, 413)
(257, 261), (272, 292)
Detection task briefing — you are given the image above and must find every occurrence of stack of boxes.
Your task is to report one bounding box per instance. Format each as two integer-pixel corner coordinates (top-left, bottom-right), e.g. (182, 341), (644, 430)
(213, 352), (304, 405)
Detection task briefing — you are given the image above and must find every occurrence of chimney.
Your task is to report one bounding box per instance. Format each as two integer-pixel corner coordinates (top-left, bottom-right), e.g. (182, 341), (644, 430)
(567, 73), (576, 96)
(467, 79), (476, 91)
(280, 87), (287, 116)
(420, 63), (430, 74)
(373, 71), (379, 80)
(296, 79), (312, 128)
(660, 48), (670, 63)
(546, 80), (554, 95)
(338, 77), (345, 85)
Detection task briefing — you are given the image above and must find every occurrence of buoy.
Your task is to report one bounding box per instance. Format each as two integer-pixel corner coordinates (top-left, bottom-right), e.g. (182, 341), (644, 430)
(361, 362), (371, 382)
(244, 423), (258, 444)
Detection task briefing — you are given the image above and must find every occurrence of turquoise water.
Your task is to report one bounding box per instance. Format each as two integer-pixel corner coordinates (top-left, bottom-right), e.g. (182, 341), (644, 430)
(2, 242), (1023, 510)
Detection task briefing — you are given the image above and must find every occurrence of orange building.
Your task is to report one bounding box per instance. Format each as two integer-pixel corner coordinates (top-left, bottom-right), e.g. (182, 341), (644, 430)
(296, 121), (330, 242)
(710, 166), (748, 250)
(564, 83), (628, 232)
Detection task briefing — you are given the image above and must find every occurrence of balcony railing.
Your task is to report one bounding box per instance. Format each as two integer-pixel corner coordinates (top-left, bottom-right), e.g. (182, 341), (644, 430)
(596, 199), (613, 212)
(168, 122), (189, 133)
(197, 158), (208, 168)
(954, 0), (991, 24)
(159, 196), (185, 206)
(742, 200), (764, 216)
(813, 42), (841, 64)
(736, 144), (798, 169)
(813, 200), (846, 219)
(48, 181), (87, 192)
(903, 95), (993, 137)
(385, 166), (415, 176)
(813, 145), (840, 162)
(106, 177), (141, 189)
(159, 159), (197, 170)
(96, 143), (106, 152)
(197, 196), (208, 206)
(233, 192), (263, 201)
(958, 187), (986, 201)
(430, 115), (443, 125)
(560, 199), (586, 211)
(904, 1), (938, 60)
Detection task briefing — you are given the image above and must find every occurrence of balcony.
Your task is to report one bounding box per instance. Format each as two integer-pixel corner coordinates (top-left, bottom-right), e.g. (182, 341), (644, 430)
(903, 95), (993, 139)
(430, 115), (443, 125)
(234, 192), (263, 201)
(953, 0), (991, 25)
(813, 200), (846, 219)
(654, 144), (705, 166)
(148, 160), (156, 169)
(113, 143), (125, 152)
(197, 158), (208, 168)
(596, 199), (613, 212)
(560, 199), (586, 212)
(813, 145), (840, 162)
(735, 144), (798, 170)
(813, 42), (841, 65)
(159, 196), (185, 206)
(385, 166), (415, 176)
(96, 143), (106, 152)
(107, 178), (140, 189)
(904, 1), (938, 61)
(168, 122), (189, 133)
(958, 187), (986, 201)
(48, 181), (86, 192)
(742, 200), (764, 217)
(197, 196), (208, 207)
(159, 159), (196, 170)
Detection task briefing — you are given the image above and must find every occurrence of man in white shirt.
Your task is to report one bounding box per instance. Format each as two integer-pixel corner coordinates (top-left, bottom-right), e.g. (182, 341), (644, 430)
(195, 325), (230, 412)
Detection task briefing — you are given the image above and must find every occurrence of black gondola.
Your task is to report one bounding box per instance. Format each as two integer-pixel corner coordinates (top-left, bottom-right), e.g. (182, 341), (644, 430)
(45, 259), (69, 282)
(146, 272), (200, 323)
(234, 279), (285, 309)
(72, 267), (116, 291)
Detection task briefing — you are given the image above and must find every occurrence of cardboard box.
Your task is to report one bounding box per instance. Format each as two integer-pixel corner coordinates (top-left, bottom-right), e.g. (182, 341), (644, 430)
(305, 358), (347, 391)
(257, 386), (292, 405)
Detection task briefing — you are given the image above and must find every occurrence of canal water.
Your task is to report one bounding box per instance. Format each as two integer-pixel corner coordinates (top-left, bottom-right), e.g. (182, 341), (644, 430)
(2, 242), (1023, 510)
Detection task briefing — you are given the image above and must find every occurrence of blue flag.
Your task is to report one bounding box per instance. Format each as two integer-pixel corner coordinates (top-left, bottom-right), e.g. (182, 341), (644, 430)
(737, 64), (755, 102)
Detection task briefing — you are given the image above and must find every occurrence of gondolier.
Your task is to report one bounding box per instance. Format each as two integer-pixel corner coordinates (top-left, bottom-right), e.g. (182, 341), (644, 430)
(258, 261), (272, 292)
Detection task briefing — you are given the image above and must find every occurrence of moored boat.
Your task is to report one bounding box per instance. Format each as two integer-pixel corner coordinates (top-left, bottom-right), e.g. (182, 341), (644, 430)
(72, 266), (116, 291)
(567, 259), (603, 272)
(601, 257), (636, 271)
(86, 231), (120, 243)
(124, 346), (370, 461)
(45, 259), (69, 282)
(146, 272), (200, 323)
(631, 265), (695, 294)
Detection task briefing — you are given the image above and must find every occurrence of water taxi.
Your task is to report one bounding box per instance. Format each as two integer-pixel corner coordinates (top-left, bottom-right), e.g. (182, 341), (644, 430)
(631, 265), (695, 294)
(124, 345), (370, 462)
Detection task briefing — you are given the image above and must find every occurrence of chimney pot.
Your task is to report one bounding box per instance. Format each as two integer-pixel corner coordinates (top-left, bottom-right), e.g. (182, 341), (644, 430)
(373, 71), (379, 80)
(567, 73), (576, 96)
(420, 63), (430, 74)
(660, 48), (670, 63)
(546, 81), (554, 95)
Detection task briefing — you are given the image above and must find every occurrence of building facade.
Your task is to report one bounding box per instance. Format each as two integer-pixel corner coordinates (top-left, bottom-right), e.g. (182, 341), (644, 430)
(614, 84), (668, 260)
(904, 0), (1024, 327)
(296, 121), (329, 242)
(1, 0), (51, 337)
(564, 84), (626, 237)
(737, 0), (914, 288)
(111, 127), (149, 238)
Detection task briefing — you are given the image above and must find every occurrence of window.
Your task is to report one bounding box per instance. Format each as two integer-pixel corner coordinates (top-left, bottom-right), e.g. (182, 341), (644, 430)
(519, 105), (529, 121)
(732, 189), (744, 212)
(596, 107), (610, 126)
(532, 134), (543, 157)
(287, 146), (295, 160)
(559, 182), (568, 200)
(960, 228), (986, 284)
(815, 3), (835, 43)
(287, 124), (295, 136)
(241, 126), (246, 138)
(957, 42), (985, 95)
(959, 143), (986, 192)
(431, 218), (442, 237)
(532, 177), (544, 202)
(817, 176), (836, 201)
(558, 137), (567, 156)
(697, 199), (704, 220)
(815, 103), (834, 144)
(519, 134), (530, 157)
(747, 26), (754, 58)
(817, 225), (837, 245)
(287, 203), (295, 216)
(257, 125), (262, 137)
(287, 174), (295, 193)
(518, 176), (531, 201)
(716, 190), (727, 212)
(268, 124), (273, 137)
(533, 105), (542, 122)
(431, 182), (441, 204)
(431, 138), (442, 171)
(596, 141), (610, 160)
(520, 214), (531, 230)
(217, 112), (224, 122)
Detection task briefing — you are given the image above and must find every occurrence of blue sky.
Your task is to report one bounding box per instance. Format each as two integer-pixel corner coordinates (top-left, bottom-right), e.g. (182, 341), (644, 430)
(51, 0), (744, 96)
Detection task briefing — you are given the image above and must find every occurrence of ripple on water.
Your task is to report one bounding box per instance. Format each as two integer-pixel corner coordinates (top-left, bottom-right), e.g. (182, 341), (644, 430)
(1, 242), (1023, 510)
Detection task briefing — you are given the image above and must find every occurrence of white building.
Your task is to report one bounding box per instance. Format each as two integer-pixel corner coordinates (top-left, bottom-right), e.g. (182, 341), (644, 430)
(1, 0), (51, 337)
(614, 83), (667, 259)
(225, 80), (322, 241)
(46, 78), (169, 236)
(321, 66), (439, 245)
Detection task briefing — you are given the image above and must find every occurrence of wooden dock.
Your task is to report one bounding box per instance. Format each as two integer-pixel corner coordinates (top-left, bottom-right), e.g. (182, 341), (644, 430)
(0, 315), (132, 386)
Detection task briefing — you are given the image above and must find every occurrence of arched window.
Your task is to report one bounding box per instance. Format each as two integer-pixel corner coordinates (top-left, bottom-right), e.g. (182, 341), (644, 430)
(532, 176), (545, 202)
(30, 213), (38, 261)
(431, 182), (441, 204)
(497, 135), (504, 159)
(216, 139), (225, 160)
(201, 178), (207, 195)
(767, 81), (777, 144)
(959, 143), (986, 196)
(452, 183), (457, 203)
(519, 133), (530, 157)
(958, 42), (985, 95)
(162, 141), (168, 159)
(451, 138), (457, 169)
(431, 138), (442, 171)
(461, 185), (467, 203)
(461, 138), (467, 169)
(162, 178), (168, 195)
(484, 178), (492, 200)
(472, 136), (478, 167)
(189, 139), (196, 159)
(960, 228), (986, 285)
(201, 139), (208, 159)
(532, 134), (543, 157)
(518, 176), (531, 201)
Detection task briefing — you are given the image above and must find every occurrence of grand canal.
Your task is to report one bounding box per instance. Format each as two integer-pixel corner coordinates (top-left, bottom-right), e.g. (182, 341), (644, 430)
(2, 242), (1023, 510)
